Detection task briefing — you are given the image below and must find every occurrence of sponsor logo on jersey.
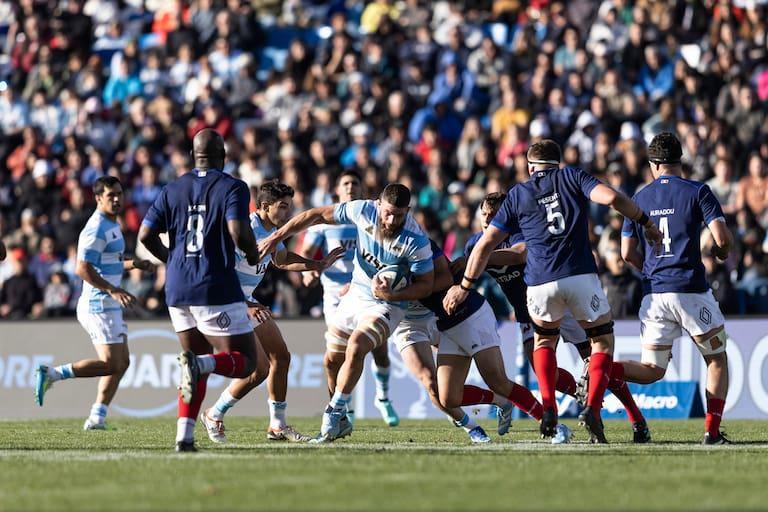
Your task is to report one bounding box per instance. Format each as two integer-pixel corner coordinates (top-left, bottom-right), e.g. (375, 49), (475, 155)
(360, 249), (385, 270)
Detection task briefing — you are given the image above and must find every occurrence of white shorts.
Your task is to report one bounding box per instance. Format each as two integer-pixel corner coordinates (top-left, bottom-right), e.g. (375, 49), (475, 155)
(639, 291), (725, 346)
(77, 306), (127, 345)
(520, 312), (587, 344)
(438, 302), (501, 358)
(330, 285), (406, 347)
(526, 273), (610, 323)
(322, 286), (345, 328)
(168, 302), (253, 337)
(392, 314), (439, 352)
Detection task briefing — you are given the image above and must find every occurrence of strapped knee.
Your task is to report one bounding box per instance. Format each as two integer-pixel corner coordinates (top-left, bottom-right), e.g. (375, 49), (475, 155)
(325, 331), (348, 353)
(641, 346), (672, 370)
(533, 323), (560, 336)
(696, 329), (727, 357)
(585, 321), (614, 339)
(358, 319), (389, 348)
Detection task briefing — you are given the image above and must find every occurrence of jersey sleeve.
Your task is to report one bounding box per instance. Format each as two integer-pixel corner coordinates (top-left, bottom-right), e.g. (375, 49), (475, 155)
(573, 168), (602, 198)
(698, 184), (726, 225)
(409, 236), (434, 275)
(141, 188), (167, 231)
(489, 193), (520, 234)
(226, 180), (251, 222)
(77, 226), (105, 265)
(333, 200), (367, 225)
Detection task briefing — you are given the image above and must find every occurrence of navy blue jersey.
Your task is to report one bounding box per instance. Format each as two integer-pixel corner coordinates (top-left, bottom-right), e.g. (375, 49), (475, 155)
(622, 175), (725, 295)
(419, 240), (485, 331)
(464, 231), (530, 323)
(142, 168), (250, 306)
(491, 166), (601, 286)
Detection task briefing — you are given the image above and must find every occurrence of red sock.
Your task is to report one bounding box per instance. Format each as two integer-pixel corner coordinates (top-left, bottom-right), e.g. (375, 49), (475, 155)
(587, 352), (613, 413)
(607, 363), (644, 424)
(213, 351), (248, 378)
(556, 368), (577, 396)
(461, 385), (495, 405)
(507, 383), (542, 420)
(705, 397), (725, 437)
(178, 375), (208, 419)
(533, 346), (558, 412)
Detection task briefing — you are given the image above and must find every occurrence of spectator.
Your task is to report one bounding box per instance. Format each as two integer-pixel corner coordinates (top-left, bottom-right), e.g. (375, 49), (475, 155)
(0, 248), (43, 319)
(634, 45), (674, 105)
(737, 153), (768, 228)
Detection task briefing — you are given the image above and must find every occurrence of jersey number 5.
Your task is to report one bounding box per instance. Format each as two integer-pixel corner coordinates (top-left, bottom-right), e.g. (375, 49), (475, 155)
(658, 216), (672, 254)
(185, 212), (205, 254)
(545, 200), (565, 235)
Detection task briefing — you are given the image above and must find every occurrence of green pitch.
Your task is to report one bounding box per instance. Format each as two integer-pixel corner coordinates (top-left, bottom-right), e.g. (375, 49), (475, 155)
(1, 418), (767, 511)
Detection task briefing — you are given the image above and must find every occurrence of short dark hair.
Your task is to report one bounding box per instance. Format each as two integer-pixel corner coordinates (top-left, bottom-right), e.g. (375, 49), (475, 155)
(527, 139), (562, 165)
(93, 176), (121, 196)
(380, 183), (411, 208)
(481, 192), (506, 213)
(257, 180), (294, 206)
(335, 169), (361, 186)
(648, 132), (682, 164)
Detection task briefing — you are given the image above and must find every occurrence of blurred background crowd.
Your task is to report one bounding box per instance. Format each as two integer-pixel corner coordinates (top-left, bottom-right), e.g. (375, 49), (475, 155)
(1, 0), (768, 322)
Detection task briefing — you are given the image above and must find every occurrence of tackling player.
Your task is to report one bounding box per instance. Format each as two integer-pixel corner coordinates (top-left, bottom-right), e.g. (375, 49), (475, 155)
(300, 170), (400, 426)
(445, 139), (661, 443)
(35, 176), (155, 430)
(259, 184), (434, 442)
(200, 181), (344, 443)
(138, 129), (262, 452)
(621, 132), (733, 445)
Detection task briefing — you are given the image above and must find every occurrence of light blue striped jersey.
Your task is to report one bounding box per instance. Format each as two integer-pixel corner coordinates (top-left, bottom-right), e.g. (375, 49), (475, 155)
(77, 211), (125, 313)
(235, 212), (285, 300)
(303, 222), (357, 289)
(333, 200), (433, 306)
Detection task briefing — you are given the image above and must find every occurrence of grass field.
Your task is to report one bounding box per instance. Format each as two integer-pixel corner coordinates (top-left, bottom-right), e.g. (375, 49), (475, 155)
(1, 417), (767, 511)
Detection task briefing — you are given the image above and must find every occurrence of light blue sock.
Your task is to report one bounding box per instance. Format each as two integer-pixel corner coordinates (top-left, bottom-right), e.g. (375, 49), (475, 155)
(453, 413), (478, 433)
(210, 389), (239, 420)
(329, 391), (350, 412)
(372, 362), (390, 401)
(51, 364), (74, 382)
(89, 403), (107, 423)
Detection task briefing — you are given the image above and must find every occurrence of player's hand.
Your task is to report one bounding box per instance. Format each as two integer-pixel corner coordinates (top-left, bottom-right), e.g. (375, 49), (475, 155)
(302, 271), (320, 287)
(372, 274), (395, 301)
(443, 285), (469, 314)
(257, 234), (280, 259)
(132, 259), (156, 273)
(247, 302), (273, 323)
(316, 247), (346, 271)
(110, 288), (137, 308)
(643, 222), (663, 254)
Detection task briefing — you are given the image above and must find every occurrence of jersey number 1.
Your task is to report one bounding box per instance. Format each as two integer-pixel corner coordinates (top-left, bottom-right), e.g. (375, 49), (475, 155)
(546, 200), (566, 235)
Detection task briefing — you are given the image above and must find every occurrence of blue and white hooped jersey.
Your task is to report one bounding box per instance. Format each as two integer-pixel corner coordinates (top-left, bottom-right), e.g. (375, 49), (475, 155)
(333, 200), (433, 306)
(235, 212), (285, 300)
(77, 211), (125, 313)
(303, 223), (357, 291)
(622, 175), (725, 295)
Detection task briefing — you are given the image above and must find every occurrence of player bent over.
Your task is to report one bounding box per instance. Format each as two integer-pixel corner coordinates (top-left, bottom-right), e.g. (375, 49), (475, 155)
(300, 170), (399, 426)
(621, 133), (733, 445)
(199, 181), (344, 443)
(260, 184), (433, 442)
(35, 176), (155, 430)
(139, 129), (262, 452)
(445, 140), (661, 443)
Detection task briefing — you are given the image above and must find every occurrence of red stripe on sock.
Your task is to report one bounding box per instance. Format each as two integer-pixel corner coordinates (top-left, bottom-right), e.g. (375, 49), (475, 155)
(178, 375), (208, 420)
(555, 368), (577, 396)
(507, 383), (542, 421)
(213, 351), (247, 378)
(705, 397), (726, 437)
(587, 352), (613, 413)
(461, 385), (495, 405)
(533, 346), (558, 412)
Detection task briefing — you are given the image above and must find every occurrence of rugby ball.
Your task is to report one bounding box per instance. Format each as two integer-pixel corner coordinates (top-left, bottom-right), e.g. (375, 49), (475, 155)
(374, 265), (410, 291)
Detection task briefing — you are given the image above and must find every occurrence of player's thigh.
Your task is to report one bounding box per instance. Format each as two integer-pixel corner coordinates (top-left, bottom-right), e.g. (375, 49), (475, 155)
(638, 294), (680, 370)
(391, 316), (434, 353)
(255, 317), (290, 361)
(400, 339), (438, 387)
(94, 340), (130, 369)
(436, 353), (472, 405)
(328, 292), (356, 351)
(177, 328), (214, 355)
(560, 312), (588, 344)
(78, 307), (127, 345)
(354, 303), (405, 350)
(560, 273), (611, 323)
(675, 291), (726, 346)
(526, 280), (568, 323)
(472, 346), (508, 386)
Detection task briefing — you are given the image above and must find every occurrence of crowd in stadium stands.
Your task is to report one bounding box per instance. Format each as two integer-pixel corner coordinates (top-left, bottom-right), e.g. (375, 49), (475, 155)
(0, 0), (768, 321)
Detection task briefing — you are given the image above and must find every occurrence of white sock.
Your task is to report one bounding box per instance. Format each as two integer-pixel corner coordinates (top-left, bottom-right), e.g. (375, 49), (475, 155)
(371, 361), (390, 401)
(196, 355), (216, 375)
(268, 400), (287, 430)
(176, 417), (196, 443)
(88, 402), (108, 423)
(210, 389), (239, 421)
(49, 363), (74, 382)
(329, 391), (350, 412)
(453, 413), (478, 433)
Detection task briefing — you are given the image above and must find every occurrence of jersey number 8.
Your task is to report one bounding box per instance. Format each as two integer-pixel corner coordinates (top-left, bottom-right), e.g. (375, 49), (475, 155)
(185, 212), (205, 254)
(545, 200), (566, 236)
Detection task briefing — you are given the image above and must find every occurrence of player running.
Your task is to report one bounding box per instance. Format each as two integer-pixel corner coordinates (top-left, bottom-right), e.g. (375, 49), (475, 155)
(199, 181), (345, 443)
(138, 129), (262, 452)
(259, 184), (433, 442)
(620, 132), (733, 445)
(445, 139), (661, 443)
(35, 176), (155, 430)
(300, 170), (400, 426)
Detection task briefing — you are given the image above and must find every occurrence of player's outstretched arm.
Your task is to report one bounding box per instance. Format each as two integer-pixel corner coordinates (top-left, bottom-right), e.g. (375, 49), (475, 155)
(274, 247), (346, 272)
(259, 205), (336, 257)
(138, 225), (169, 263)
(443, 225), (507, 314)
(227, 218), (260, 265)
(708, 220), (733, 261)
(620, 236), (644, 272)
(590, 183), (662, 248)
(487, 242), (526, 266)
(75, 260), (136, 308)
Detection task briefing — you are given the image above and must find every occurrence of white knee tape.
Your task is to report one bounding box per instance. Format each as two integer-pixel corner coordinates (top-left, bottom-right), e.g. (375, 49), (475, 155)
(641, 346), (672, 370)
(696, 330), (727, 357)
(358, 319), (389, 348)
(325, 331), (348, 353)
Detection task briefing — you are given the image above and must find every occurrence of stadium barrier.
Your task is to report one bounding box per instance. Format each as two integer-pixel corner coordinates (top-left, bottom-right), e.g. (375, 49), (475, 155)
(0, 319), (766, 420)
